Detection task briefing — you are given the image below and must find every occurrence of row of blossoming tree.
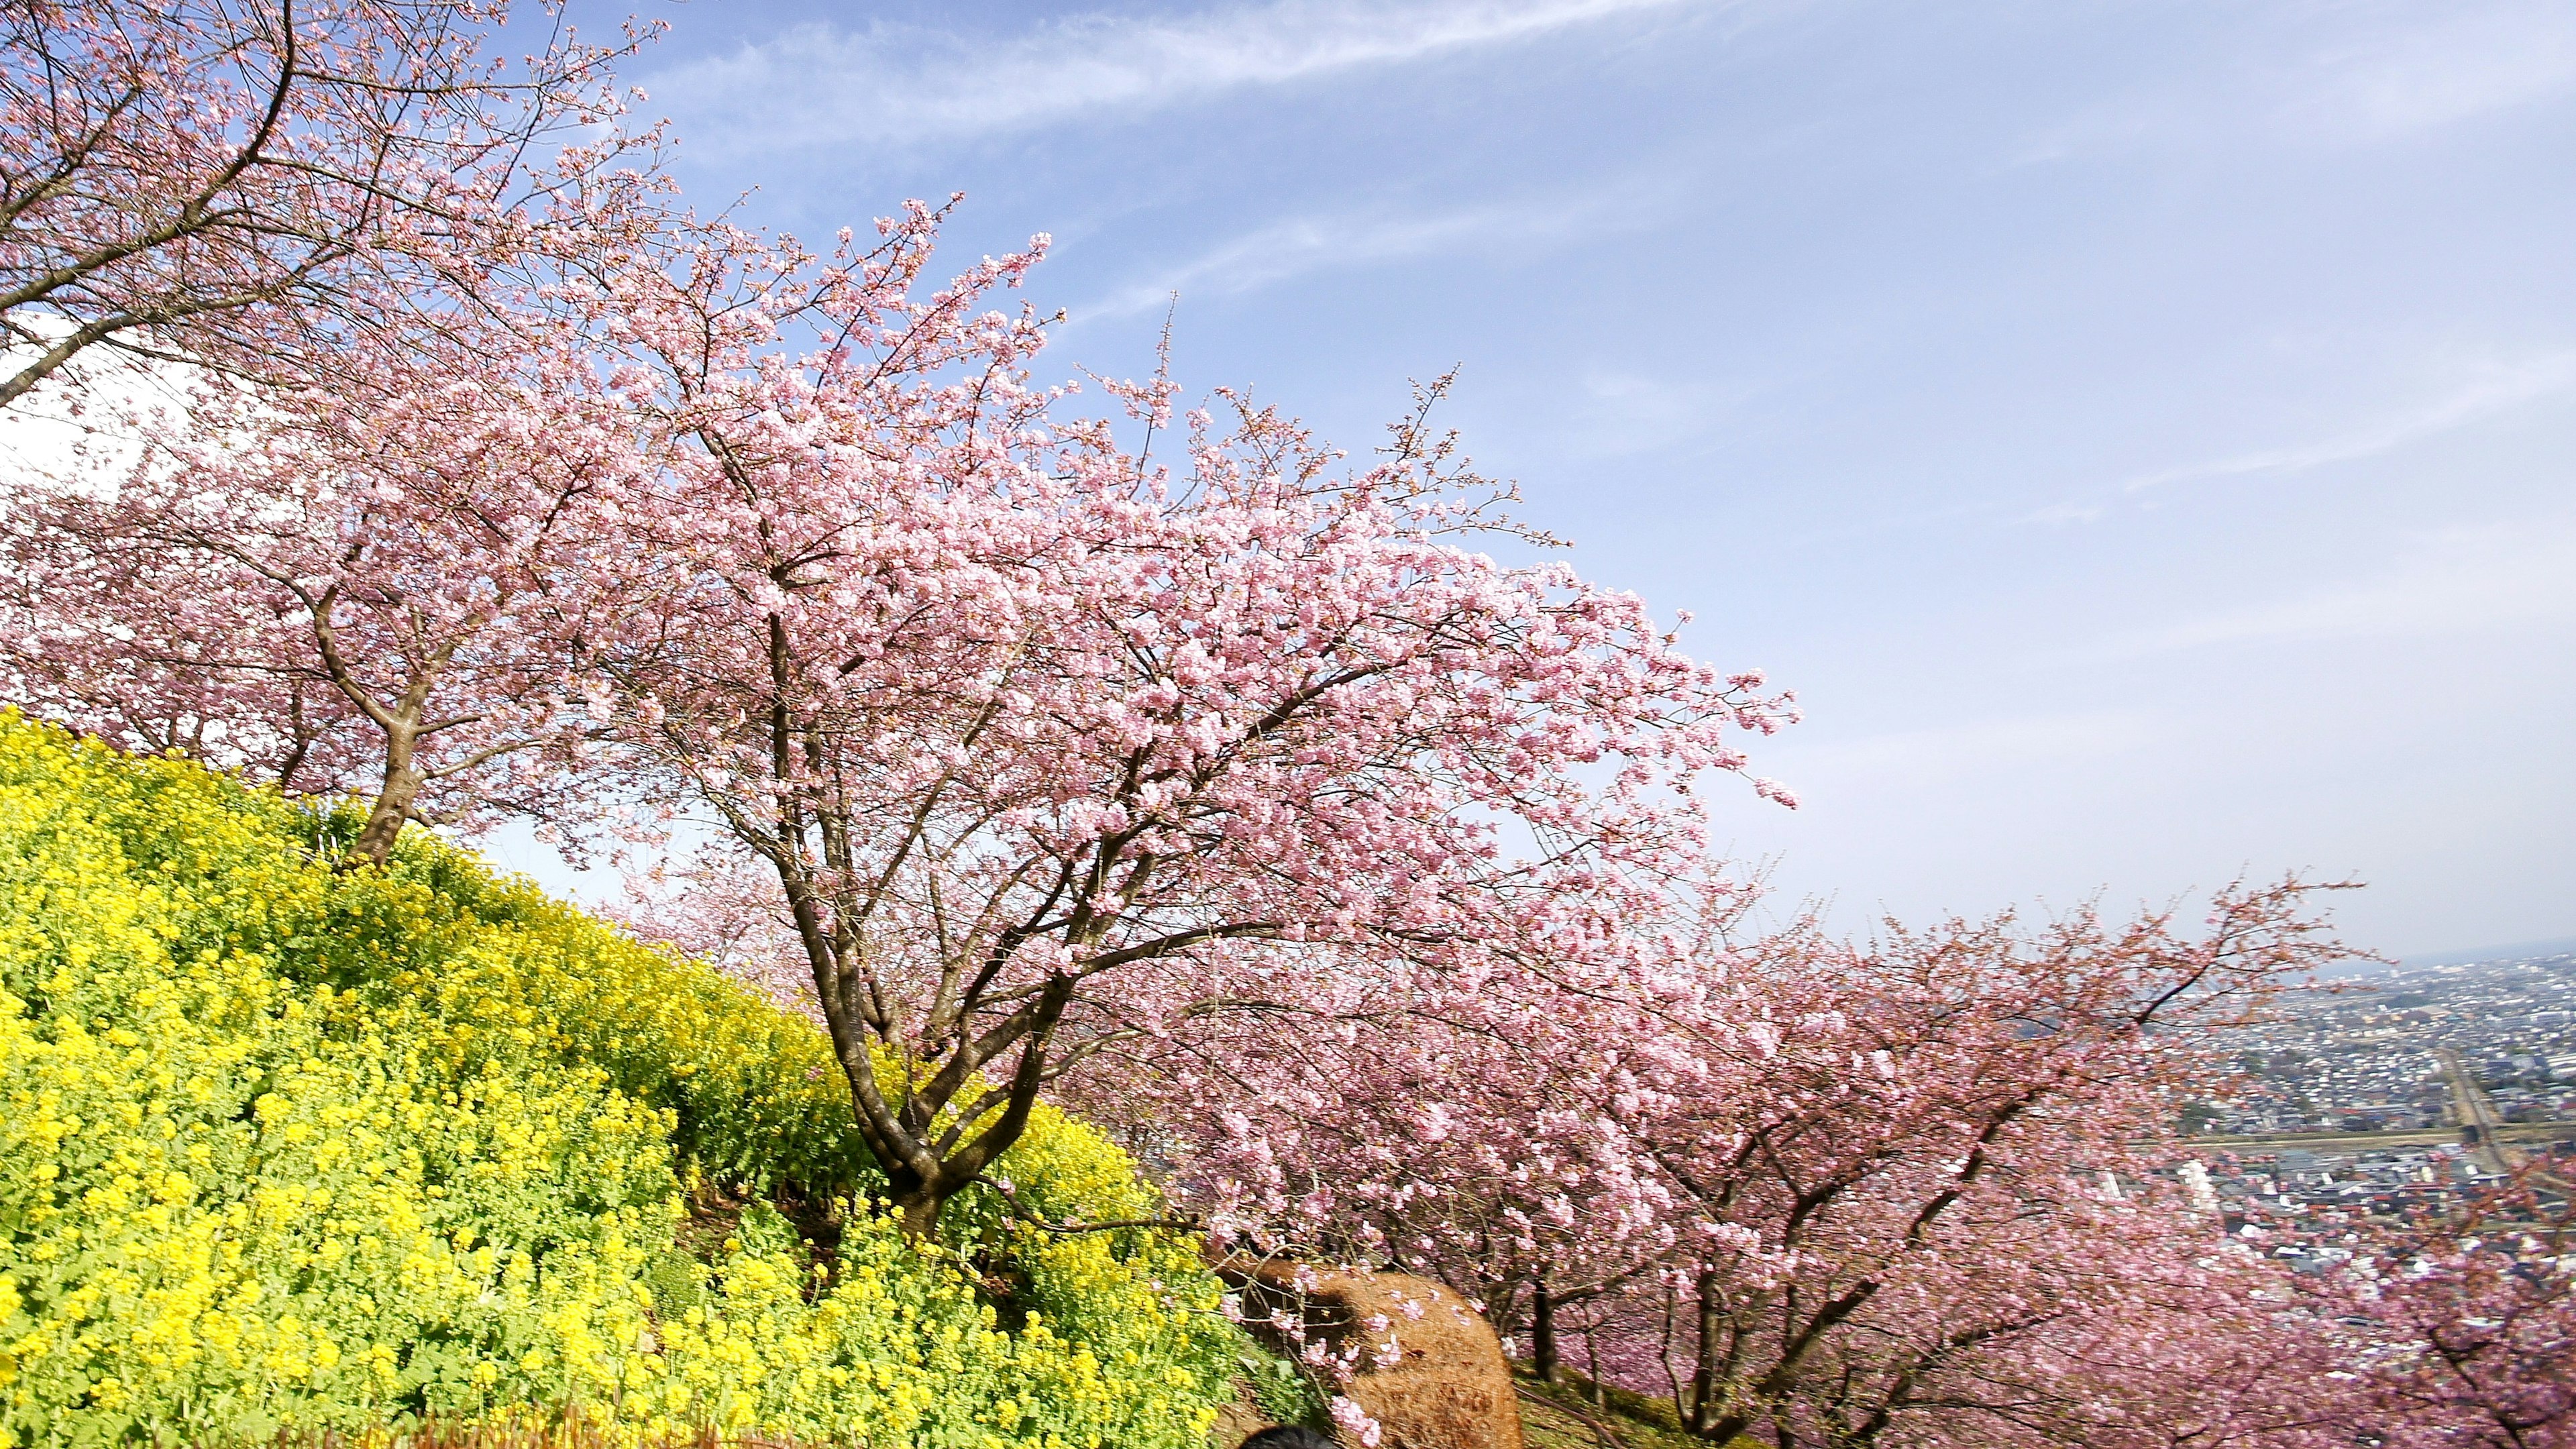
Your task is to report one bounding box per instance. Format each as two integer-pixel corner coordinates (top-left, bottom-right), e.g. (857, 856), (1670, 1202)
(1095, 877), (2567, 1446)
(3, 5), (2569, 1446)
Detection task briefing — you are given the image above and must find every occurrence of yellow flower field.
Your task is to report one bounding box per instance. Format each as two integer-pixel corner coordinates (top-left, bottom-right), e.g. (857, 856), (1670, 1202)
(0, 715), (1232, 1446)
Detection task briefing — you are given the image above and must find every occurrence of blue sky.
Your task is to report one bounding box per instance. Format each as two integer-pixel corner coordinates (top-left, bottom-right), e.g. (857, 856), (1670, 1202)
(535, 0), (2576, 958)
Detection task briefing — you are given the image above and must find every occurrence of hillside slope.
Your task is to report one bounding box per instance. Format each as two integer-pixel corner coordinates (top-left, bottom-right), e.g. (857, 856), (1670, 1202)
(0, 715), (1232, 1446)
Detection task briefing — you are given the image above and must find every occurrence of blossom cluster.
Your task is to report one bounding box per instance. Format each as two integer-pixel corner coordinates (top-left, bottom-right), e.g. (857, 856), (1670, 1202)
(1079, 881), (2406, 1447)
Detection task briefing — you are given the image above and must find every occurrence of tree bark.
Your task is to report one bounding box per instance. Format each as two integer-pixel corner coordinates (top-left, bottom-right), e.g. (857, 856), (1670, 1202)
(1532, 1275), (1560, 1383)
(1688, 1269), (1722, 1436)
(346, 733), (421, 867)
(896, 1190), (945, 1240)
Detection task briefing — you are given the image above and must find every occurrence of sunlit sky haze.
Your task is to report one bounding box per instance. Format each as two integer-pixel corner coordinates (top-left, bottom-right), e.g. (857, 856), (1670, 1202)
(492, 0), (2576, 959)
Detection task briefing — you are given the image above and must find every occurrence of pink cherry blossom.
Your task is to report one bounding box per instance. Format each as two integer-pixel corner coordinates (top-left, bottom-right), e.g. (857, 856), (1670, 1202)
(585, 210), (1796, 1232)
(1, 0), (666, 411)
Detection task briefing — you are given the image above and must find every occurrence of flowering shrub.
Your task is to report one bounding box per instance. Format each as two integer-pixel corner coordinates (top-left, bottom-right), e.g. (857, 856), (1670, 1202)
(0, 715), (1232, 1445)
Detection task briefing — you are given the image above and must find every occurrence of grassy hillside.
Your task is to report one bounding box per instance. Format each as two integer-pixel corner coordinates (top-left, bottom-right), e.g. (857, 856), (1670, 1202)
(1515, 1371), (1761, 1449)
(0, 714), (1234, 1446)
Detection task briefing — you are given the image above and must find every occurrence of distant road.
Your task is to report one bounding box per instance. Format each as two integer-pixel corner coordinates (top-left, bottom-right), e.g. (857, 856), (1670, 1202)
(2188, 1121), (2576, 1153)
(2436, 1046), (2521, 1175)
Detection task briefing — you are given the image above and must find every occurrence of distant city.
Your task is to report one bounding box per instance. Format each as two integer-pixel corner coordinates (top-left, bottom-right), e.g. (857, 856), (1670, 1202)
(2167, 950), (2576, 1267)
(2211, 951), (2576, 1136)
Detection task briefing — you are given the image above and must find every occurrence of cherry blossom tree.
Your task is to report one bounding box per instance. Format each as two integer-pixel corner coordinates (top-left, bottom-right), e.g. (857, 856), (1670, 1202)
(1067, 916), (1709, 1381)
(1112, 878), (2363, 1446)
(3, 309), (655, 862)
(1, 0), (663, 412)
(592, 211), (1797, 1232)
(2334, 1181), (2576, 1449)
(1617, 885), (2350, 1443)
(0, 0), (692, 863)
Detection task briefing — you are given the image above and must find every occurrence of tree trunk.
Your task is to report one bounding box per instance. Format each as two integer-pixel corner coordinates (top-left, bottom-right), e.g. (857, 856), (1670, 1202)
(896, 1190), (945, 1240)
(1687, 1269), (1722, 1436)
(826, 1032), (953, 1241)
(1532, 1275), (1560, 1383)
(346, 741), (422, 867)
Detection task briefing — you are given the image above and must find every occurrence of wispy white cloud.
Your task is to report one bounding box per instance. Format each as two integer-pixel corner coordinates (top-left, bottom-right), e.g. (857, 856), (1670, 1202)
(2015, 1), (2576, 162)
(2283, 3), (2576, 142)
(1071, 177), (1666, 321)
(2021, 498), (2108, 527)
(1574, 367), (1752, 451)
(647, 0), (1713, 153)
(2115, 351), (2576, 495)
(1764, 711), (2162, 791)
(2024, 350), (2576, 525)
(2110, 522), (2576, 655)
(1077, 206), (1523, 321)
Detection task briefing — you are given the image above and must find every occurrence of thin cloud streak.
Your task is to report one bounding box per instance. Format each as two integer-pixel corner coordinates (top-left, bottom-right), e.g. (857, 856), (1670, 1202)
(2119, 351), (2576, 494)
(2280, 2), (2576, 141)
(1764, 711), (2161, 790)
(647, 0), (1715, 153)
(1078, 209), (1515, 322)
(1070, 181), (1664, 323)
(2021, 352), (2576, 528)
(2013, 0), (2576, 162)
(2106, 522), (2576, 655)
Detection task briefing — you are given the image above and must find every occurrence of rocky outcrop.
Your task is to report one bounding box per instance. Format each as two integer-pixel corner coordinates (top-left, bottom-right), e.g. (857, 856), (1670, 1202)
(1222, 1260), (1524, 1449)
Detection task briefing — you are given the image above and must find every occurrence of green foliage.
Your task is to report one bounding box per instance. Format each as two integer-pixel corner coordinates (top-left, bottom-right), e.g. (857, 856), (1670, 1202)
(0, 715), (1234, 1446)
(1236, 1340), (1331, 1434)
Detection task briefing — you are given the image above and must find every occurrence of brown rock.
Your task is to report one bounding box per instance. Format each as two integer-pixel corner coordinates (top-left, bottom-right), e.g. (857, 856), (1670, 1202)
(1222, 1259), (1525, 1449)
